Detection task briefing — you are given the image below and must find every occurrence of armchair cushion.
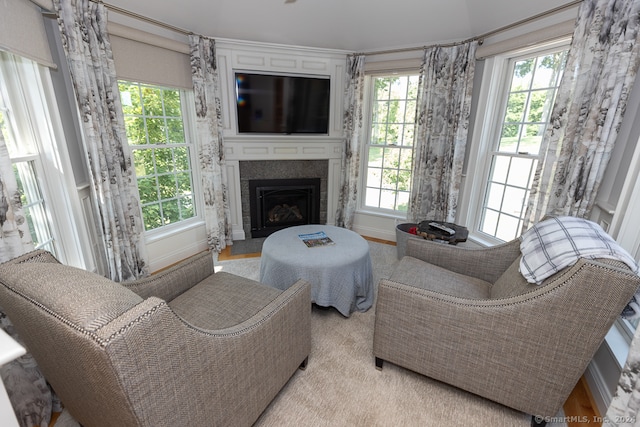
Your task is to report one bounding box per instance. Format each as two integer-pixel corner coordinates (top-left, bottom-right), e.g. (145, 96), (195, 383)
(405, 237), (521, 283)
(391, 256), (491, 299)
(491, 257), (538, 299)
(169, 271), (282, 329)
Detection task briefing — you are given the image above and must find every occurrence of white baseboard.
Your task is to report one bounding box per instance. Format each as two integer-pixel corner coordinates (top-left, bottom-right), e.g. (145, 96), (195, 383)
(585, 360), (613, 418)
(232, 226), (246, 241)
(146, 222), (209, 273)
(351, 211), (404, 242)
(352, 224), (396, 242)
(148, 240), (209, 273)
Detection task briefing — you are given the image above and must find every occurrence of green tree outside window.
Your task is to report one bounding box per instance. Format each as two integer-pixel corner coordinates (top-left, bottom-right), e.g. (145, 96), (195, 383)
(118, 81), (197, 231)
(365, 75), (418, 213)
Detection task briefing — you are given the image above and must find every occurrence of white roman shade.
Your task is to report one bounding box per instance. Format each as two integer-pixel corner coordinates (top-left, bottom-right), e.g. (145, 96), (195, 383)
(364, 58), (422, 74)
(0, 0), (56, 68)
(476, 19), (576, 59)
(108, 22), (192, 90)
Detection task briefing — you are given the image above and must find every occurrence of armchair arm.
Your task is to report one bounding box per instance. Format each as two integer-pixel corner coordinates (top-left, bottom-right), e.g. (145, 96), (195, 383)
(124, 250), (214, 301)
(373, 258), (639, 416)
(100, 279), (312, 426)
(405, 238), (521, 283)
(1, 249), (61, 265)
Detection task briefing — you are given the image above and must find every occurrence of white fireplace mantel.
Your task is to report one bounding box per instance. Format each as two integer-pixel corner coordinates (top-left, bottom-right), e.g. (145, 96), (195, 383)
(225, 138), (344, 241)
(224, 136), (343, 161)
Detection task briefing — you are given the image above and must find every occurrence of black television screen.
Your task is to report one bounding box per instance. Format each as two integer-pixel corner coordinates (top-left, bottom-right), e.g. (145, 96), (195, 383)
(235, 72), (330, 134)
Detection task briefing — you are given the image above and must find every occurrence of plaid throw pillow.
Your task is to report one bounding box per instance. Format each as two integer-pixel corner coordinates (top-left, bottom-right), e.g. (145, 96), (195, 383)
(519, 216), (640, 319)
(519, 216), (639, 284)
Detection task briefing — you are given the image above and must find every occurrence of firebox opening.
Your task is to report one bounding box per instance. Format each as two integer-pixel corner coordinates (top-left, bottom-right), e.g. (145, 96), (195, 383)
(249, 178), (321, 238)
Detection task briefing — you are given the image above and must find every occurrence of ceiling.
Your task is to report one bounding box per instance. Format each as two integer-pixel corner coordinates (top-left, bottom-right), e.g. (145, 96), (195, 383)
(105, 0), (577, 52)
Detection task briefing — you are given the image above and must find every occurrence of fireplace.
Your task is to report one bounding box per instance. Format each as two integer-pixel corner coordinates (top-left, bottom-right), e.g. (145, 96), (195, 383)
(239, 160), (329, 239)
(249, 178), (321, 238)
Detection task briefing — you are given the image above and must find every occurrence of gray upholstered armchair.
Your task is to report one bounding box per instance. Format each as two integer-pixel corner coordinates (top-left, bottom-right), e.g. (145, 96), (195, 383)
(374, 230), (640, 419)
(0, 250), (311, 427)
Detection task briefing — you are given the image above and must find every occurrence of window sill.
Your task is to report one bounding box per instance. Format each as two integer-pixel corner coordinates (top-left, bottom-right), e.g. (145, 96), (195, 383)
(145, 218), (206, 244)
(606, 322), (631, 369)
(466, 231), (507, 248)
(355, 208), (408, 221)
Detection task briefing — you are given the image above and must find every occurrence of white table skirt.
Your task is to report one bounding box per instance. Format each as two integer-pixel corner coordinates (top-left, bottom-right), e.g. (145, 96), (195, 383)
(259, 225), (374, 316)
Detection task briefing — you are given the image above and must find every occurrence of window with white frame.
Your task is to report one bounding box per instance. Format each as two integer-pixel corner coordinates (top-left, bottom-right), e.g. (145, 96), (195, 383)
(0, 53), (59, 256)
(362, 74), (419, 215)
(118, 81), (197, 232)
(477, 46), (568, 242)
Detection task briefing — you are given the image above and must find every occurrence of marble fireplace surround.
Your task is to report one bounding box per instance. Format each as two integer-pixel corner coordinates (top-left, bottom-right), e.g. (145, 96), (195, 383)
(224, 138), (343, 241)
(241, 161), (326, 238)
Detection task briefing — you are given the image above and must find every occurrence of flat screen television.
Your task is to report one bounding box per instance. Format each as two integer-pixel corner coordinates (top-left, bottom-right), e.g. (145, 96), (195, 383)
(235, 72), (330, 134)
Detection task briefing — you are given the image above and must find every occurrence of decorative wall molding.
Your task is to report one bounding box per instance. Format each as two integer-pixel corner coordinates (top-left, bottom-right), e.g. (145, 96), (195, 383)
(215, 42), (347, 140)
(224, 138), (343, 161)
(77, 185), (104, 275)
(212, 41), (347, 240)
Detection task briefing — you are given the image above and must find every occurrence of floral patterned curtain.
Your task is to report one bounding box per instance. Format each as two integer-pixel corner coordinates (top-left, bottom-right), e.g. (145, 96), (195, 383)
(607, 322), (640, 426)
(0, 129), (32, 260)
(546, 0), (640, 423)
(523, 0), (640, 229)
(335, 55), (365, 229)
(408, 41), (477, 223)
(0, 116), (54, 426)
(189, 35), (232, 252)
(54, 0), (148, 281)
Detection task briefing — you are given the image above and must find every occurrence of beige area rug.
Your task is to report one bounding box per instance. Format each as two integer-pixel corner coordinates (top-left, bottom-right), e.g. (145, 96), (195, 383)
(216, 242), (532, 427)
(257, 307), (530, 426)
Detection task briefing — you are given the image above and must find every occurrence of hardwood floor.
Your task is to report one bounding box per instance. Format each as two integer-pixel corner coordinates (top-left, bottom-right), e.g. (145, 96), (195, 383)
(218, 234), (395, 261)
(218, 245), (260, 261)
(564, 376), (602, 426)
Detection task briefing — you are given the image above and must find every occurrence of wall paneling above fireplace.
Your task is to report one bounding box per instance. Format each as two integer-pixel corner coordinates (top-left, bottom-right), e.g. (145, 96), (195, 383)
(215, 40), (348, 240)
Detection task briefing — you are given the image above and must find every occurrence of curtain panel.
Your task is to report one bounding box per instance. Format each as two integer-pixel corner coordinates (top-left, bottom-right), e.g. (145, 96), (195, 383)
(335, 55), (365, 229)
(607, 322), (640, 426)
(0, 130), (33, 260)
(548, 0), (640, 424)
(54, 0), (148, 281)
(189, 35), (232, 252)
(408, 41), (477, 223)
(523, 0), (640, 229)
(0, 121), (54, 426)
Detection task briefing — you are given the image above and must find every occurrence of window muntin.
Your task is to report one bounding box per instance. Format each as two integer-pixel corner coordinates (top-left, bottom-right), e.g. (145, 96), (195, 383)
(118, 81), (197, 231)
(13, 161), (55, 252)
(0, 89), (56, 254)
(363, 75), (419, 214)
(479, 49), (568, 242)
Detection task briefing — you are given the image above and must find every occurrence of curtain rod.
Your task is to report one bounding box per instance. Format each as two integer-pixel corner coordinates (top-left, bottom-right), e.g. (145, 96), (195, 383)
(29, 0), (194, 35)
(35, 0), (582, 53)
(358, 0), (582, 57)
(104, 2), (193, 36)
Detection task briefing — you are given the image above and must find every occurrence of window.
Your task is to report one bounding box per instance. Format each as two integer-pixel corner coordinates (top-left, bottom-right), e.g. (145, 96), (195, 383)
(478, 47), (568, 242)
(0, 55), (57, 255)
(362, 74), (419, 214)
(118, 81), (197, 232)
